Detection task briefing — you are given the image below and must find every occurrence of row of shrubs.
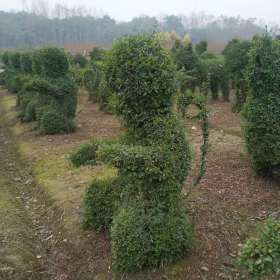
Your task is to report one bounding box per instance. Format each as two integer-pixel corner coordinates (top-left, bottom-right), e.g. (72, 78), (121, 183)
(238, 36), (280, 279)
(67, 35), (280, 278)
(70, 48), (119, 114)
(0, 47), (78, 135)
(172, 40), (230, 102)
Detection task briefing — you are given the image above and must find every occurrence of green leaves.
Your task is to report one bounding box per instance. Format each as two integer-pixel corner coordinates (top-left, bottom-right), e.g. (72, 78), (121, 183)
(33, 47), (69, 78)
(71, 35), (194, 272)
(238, 219), (280, 278)
(243, 36), (280, 175)
(106, 35), (175, 128)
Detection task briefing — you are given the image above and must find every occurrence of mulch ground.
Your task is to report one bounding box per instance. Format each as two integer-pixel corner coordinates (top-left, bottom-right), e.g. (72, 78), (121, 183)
(2, 90), (279, 280)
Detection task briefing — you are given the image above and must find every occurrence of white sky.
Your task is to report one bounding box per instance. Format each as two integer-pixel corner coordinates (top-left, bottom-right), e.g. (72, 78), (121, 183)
(0, 0), (279, 24)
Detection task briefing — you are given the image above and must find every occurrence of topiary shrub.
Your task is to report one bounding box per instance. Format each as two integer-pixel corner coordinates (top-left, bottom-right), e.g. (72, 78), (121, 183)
(71, 35), (201, 272)
(200, 57), (229, 101)
(238, 219), (280, 279)
(33, 46), (69, 78)
(172, 41), (200, 91)
(243, 36), (280, 175)
(83, 178), (119, 231)
(8, 52), (21, 71)
(83, 62), (102, 102)
(38, 105), (75, 135)
(16, 47), (78, 135)
(223, 39), (252, 111)
(20, 52), (33, 73)
(195, 40), (208, 56)
(70, 141), (100, 167)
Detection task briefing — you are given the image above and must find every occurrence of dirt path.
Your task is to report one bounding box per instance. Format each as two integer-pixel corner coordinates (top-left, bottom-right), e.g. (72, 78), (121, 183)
(0, 92), (54, 280)
(0, 91), (74, 280)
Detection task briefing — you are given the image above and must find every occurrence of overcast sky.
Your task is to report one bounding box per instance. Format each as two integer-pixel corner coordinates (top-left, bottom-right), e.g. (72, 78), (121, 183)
(0, 0), (279, 23)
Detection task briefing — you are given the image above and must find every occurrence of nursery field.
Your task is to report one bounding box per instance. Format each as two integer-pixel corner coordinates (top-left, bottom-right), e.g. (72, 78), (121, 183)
(1, 88), (279, 280)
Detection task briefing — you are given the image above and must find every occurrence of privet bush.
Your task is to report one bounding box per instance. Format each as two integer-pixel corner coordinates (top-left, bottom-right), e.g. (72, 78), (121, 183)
(238, 219), (280, 278)
(83, 178), (119, 231)
(243, 36), (280, 175)
(83, 62), (102, 102)
(223, 39), (252, 111)
(172, 41), (200, 91)
(200, 57), (230, 101)
(71, 35), (196, 272)
(195, 40), (208, 56)
(2, 47), (78, 135)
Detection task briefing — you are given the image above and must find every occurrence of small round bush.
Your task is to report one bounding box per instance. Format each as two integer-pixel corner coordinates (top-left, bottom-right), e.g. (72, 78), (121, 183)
(83, 178), (119, 231)
(38, 106), (75, 135)
(111, 201), (194, 272)
(238, 219), (280, 278)
(70, 141), (100, 167)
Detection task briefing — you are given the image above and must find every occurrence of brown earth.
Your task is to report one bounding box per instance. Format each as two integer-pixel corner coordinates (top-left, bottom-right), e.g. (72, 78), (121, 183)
(0, 89), (279, 280)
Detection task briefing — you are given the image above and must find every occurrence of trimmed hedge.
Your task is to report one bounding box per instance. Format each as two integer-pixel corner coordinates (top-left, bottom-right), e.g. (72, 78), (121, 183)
(1, 47), (78, 135)
(243, 36), (280, 175)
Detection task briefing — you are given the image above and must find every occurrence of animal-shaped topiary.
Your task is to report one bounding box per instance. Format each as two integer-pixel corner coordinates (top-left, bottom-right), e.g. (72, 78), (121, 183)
(71, 35), (196, 272)
(18, 47), (78, 134)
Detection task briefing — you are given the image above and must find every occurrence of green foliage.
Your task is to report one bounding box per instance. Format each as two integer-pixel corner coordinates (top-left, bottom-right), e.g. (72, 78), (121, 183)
(83, 62), (102, 102)
(83, 178), (119, 231)
(243, 36), (280, 175)
(33, 46), (69, 78)
(172, 41), (200, 91)
(70, 141), (100, 167)
(37, 105), (75, 135)
(223, 39), (252, 110)
(8, 52), (21, 70)
(177, 91), (209, 186)
(1, 51), (9, 66)
(200, 57), (230, 100)
(238, 219), (280, 279)
(89, 47), (105, 62)
(1, 47), (78, 135)
(195, 40), (208, 56)
(200, 52), (216, 60)
(20, 52), (33, 73)
(107, 35), (176, 126)
(111, 200), (194, 272)
(73, 53), (87, 68)
(72, 35), (197, 272)
(98, 75), (114, 111)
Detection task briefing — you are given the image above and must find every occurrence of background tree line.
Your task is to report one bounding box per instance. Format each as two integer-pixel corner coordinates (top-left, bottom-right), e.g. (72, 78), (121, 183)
(0, 1), (273, 49)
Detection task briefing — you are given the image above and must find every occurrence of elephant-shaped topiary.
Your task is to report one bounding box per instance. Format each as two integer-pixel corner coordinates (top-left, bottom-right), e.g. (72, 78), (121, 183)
(71, 35), (196, 272)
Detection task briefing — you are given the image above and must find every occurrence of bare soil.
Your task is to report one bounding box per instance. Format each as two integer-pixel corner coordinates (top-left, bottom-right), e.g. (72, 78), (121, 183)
(0, 90), (279, 280)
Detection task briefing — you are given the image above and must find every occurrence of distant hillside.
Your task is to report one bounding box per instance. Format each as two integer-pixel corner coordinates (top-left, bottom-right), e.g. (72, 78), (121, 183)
(0, 10), (267, 49)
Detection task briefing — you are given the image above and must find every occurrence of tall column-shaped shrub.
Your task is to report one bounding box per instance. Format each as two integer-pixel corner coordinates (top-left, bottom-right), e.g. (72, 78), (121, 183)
(71, 35), (194, 272)
(243, 36), (280, 175)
